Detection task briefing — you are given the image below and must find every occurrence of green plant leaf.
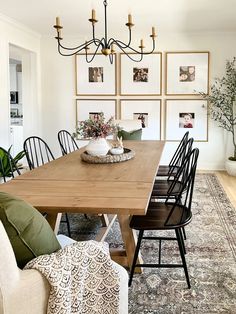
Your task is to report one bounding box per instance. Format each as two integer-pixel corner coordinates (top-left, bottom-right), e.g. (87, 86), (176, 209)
(0, 147), (25, 177)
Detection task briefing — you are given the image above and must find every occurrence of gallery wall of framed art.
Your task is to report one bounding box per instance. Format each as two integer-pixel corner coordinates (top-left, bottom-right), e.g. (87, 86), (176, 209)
(75, 50), (210, 142)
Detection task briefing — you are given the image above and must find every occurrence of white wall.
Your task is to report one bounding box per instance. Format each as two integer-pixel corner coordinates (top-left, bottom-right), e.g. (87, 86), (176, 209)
(40, 32), (236, 169)
(0, 14), (41, 151)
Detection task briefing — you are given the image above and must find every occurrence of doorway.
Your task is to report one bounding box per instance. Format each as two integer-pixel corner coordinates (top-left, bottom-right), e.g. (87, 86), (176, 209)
(9, 56), (23, 156)
(8, 44), (38, 159)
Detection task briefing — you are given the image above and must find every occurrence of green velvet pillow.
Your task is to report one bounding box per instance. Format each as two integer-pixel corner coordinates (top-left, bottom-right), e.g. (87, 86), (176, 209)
(118, 129), (142, 140)
(0, 192), (61, 269)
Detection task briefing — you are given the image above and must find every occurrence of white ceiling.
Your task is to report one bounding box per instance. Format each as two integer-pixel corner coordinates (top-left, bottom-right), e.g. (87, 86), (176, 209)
(0, 0), (236, 37)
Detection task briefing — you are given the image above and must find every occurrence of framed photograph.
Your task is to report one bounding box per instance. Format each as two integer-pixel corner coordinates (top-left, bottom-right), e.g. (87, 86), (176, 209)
(76, 99), (117, 139)
(165, 99), (208, 141)
(120, 99), (161, 140)
(76, 54), (117, 95)
(120, 53), (162, 95)
(165, 51), (210, 95)
(10, 91), (18, 104)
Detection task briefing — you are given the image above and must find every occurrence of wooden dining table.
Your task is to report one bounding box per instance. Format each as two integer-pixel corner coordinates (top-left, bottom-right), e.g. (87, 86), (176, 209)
(0, 140), (165, 270)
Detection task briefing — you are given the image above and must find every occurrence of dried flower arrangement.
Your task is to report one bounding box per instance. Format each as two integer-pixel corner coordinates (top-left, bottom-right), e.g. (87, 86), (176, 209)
(74, 112), (118, 139)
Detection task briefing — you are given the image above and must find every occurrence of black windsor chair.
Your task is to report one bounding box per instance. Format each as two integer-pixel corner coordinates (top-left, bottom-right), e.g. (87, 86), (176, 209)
(152, 137), (194, 241)
(129, 148), (199, 289)
(152, 137), (194, 200)
(157, 131), (189, 177)
(23, 136), (72, 237)
(58, 130), (79, 156)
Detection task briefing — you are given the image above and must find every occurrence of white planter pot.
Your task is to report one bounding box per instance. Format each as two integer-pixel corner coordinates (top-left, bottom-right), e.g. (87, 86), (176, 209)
(86, 138), (110, 156)
(225, 159), (236, 176)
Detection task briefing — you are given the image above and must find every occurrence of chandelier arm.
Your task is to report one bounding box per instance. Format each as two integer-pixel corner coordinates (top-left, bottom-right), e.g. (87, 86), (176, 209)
(85, 42), (104, 63)
(124, 27), (132, 47)
(140, 39), (156, 55)
(114, 42), (144, 62)
(120, 27), (132, 47)
(114, 37), (156, 55)
(92, 25), (101, 47)
(57, 37), (101, 51)
(57, 45), (82, 57)
(57, 40), (101, 57)
(108, 38), (129, 49)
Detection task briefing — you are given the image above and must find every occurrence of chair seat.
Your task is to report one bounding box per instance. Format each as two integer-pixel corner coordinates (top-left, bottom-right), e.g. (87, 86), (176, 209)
(156, 165), (178, 177)
(130, 203), (192, 230)
(152, 180), (183, 198)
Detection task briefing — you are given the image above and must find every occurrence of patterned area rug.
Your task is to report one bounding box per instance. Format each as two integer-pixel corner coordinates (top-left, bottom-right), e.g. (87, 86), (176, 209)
(59, 174), (236, 313)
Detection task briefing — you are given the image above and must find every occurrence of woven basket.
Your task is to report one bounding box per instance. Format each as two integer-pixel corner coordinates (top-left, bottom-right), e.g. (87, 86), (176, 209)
(80, 148), (135, 164)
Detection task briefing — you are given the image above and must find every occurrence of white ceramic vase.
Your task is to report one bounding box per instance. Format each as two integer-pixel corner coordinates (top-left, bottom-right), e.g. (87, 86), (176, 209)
(86, 138), (110, 156)
(225, 159), (236, 176)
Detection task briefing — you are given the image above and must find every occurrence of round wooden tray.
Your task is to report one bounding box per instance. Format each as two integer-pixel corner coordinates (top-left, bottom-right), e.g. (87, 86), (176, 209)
(80, 148), (135, 164)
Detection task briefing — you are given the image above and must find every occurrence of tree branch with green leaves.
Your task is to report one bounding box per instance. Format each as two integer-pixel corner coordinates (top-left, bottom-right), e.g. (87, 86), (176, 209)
(199, 57), (236, 160)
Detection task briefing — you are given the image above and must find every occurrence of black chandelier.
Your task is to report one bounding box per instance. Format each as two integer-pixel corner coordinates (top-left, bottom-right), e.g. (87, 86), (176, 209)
(53, 0), (157, 63)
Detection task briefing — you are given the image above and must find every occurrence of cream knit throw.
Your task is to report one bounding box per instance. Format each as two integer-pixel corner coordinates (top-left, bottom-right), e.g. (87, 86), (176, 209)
(25, 241), (120, 314)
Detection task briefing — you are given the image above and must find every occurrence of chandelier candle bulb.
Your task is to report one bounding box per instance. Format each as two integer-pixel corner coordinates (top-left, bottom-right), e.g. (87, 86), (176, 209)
(128, 14), (132, 24)
(152, 27), (156, 37)
(92, 9), (96, 20)
(56, 17), (61, 27)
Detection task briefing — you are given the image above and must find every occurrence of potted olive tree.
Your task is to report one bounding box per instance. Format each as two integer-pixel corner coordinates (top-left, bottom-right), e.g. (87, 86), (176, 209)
(200, 57), (236, 175)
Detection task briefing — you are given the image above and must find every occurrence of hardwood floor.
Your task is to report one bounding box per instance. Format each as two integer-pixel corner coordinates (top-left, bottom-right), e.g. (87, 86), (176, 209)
(215, 171), (236, 208)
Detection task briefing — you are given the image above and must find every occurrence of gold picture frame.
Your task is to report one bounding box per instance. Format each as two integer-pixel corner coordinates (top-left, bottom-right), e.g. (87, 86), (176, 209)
(165, 51), (210, 96)
(165, 99), (208, 142)
(119, 99), (162, 140)
(75, 99), (117, 137)
(75, 53), (117, 96)
(119, 52), (162, 96)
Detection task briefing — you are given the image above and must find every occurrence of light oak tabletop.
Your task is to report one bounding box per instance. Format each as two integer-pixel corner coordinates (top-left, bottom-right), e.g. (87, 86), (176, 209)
(0, 140), (165, 215)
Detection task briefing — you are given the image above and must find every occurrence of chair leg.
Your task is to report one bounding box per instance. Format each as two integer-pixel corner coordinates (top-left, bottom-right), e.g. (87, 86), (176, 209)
(175, 228), (191, 289)
(129, 230), (144, 287)
(100, 214), (109, 227)
(65, 213), (71, 238)
(182, 227), (187, 240)
(179, 229), (186, 255)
